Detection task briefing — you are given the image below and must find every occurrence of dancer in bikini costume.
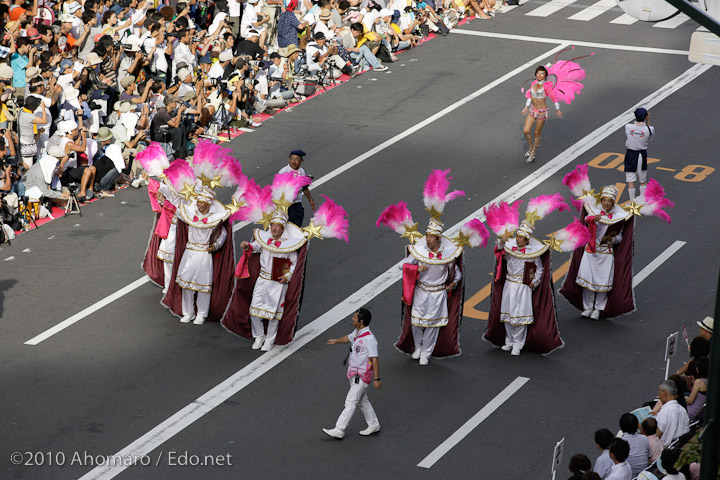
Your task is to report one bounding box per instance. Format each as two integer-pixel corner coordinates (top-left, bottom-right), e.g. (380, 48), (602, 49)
(521, 47), (594, 163)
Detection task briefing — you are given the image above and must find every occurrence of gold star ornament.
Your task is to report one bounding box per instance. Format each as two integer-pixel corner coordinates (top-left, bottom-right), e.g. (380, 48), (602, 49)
(579, 189), (601, 204)
(272, 193), (293, 214)
(210, 175), (223, 189)
(198, 173), (214, 188)
(224, 197), (245, 215)
(179, 182), (197, 201)
(302, 221), (324, 240)
(424, 206), (443, 219)
(452, 231), (472, 248)
(256, 211), (274, 229)
(544, 236), (564, 252)
(623, 201), (643, 217)
(525, 210), (542, 227)
(400, 223), (423, 245)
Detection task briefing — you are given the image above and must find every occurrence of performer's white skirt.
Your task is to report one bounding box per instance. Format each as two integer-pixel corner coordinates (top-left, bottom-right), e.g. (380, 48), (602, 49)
(176, 248), (213, 293)
(576, 250), (614, 293)
(250, 273), (288, 321)
(500, 275), (534, 326)
(411, 285), (448, 328)
(157, 223), (177, 263)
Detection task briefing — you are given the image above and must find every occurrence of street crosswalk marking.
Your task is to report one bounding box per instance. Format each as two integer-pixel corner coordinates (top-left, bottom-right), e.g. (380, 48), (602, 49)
(609, 13), (639, 25)
(653, 13), (690, 28)
(568, 0), (615, 21)
(526, 0), (579, 17)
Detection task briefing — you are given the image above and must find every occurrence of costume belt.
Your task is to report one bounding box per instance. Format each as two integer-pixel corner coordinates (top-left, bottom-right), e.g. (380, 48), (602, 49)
(417, 281), (445, 292)
(186, 241), (210, 252)
(259, 270), (274, 281)
(506, 273), (524, 284)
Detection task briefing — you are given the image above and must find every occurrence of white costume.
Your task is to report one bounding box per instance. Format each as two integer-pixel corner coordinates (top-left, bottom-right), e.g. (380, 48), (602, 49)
(499, 226), (546, 351)
(248, 212), (306, 350)
(156, 206), (178, 293)
(401, 223), (462, 362)
(576, 194), (630, 314)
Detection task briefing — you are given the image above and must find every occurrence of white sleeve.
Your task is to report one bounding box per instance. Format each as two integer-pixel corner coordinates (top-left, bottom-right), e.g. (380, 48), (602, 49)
(532, 257), (543, 288)
(398, 255), (418, 270)
(452, 263), (462, 283)
(211, 226), (227, 251)
(158, 182), (184, 207)
(284, 250), (299, 280)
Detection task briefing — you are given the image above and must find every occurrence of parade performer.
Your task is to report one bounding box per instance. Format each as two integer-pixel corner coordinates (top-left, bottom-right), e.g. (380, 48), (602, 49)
(377, 170), (489, 365)
(484, 195), (585, 355)
(222, 174), (349, 350)
(158, 140), (245, 325)
(521, 47), (593, 163)
(560, 164), (673, 319)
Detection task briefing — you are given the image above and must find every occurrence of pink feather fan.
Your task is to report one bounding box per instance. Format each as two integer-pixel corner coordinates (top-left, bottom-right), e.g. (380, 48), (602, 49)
(483, 200), (523, 236)
(239, 179), (274, 223)
(216, 156), (246, 188)
(192, 139), (232, 179)
(423, 169), (465, 215)
(271, 172), (312, 203)
(310, 195), (350, 243)
(459, 218), (490, 248)
(228, 176), (254, 223)
(163, 159), (195, 191)
(376, 201), (415, 234)
(526, 193), (570, 219)
(635, 179), (674, 223)
(562, 164), (591, 198)
(552, 217), (591, 252)
(136, 142), (169, 177)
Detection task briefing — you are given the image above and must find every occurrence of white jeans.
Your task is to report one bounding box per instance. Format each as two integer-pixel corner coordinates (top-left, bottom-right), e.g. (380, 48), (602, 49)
(412, 325), (439, 360)
(182, 289), (211, 317)
(583, 289), (608, 311)
(334, 378), (379, 432)
(504, 324), (527, 349)
(251, 316), (279, 344)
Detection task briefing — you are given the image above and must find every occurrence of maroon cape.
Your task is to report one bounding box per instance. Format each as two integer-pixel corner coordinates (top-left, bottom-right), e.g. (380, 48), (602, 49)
(559, 217), (635, 318)
(161, 220), (236, 321)
(484, 250), (564, 354)
(142, 212), (164, 287)
(221, 244), (308, 345)
(396, 253), (465, 358)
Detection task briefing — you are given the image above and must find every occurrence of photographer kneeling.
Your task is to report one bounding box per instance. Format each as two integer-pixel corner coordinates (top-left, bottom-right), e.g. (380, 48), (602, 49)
(150, 94), (189, 159)
(20, 145), (69, 206)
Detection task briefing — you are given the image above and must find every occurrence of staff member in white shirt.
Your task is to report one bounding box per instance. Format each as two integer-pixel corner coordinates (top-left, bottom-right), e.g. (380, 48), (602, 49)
(323, 308), (381, 439)
(623, 107), (654, 200)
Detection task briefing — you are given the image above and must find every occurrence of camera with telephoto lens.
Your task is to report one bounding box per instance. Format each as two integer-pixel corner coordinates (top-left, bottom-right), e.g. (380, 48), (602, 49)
(192, 36), (201, 43)
(67, 182), (79, 195)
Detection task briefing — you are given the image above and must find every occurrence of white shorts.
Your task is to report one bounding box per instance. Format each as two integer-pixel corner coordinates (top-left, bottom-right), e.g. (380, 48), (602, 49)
(625, 168), (647, 183)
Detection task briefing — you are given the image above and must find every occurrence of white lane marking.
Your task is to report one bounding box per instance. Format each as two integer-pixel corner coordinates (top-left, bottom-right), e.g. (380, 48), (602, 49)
(24, 277), (151, 345)
(77, 63), (709, 480)
(568, 0), (616, 21)
(632, 241), (685, 287)
(526, 0), (579, 17)
(451, 29), (689, 55)
(609, 13), (639, 25)
(496, 0), (530, 13)
(417, 377), (530, 469)
(25, 45), (570, 346)
(653, 13), (691, 28)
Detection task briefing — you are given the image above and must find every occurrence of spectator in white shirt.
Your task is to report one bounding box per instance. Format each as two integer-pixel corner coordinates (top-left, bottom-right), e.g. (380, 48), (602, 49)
(241, 0), (269, 46)
(656, 379), (690, 447)
(619, 413), (649, 478)
(593, 428), (615, 479)
(605, 439), (632, 480)
(208, 51), (234, 81)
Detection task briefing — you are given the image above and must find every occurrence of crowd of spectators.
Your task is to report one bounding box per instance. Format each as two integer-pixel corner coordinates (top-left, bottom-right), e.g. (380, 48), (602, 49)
(566, 318), (714, 480)
(0, 0), (511, 236)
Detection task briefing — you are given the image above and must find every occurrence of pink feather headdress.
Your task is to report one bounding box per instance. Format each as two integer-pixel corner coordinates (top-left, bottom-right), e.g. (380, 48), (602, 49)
(163, 159), (195, 191)
(271, 172), (312, 203)
(376, 201), (415, 234)
(634, 179), (674, 223)
(240, 179), (274, 223)
(191, 139), (231, 179)
(526, 193), (570, 221)
(562, 164), (592, 198)
(136, 142), (169, 177)
(483, 200), (523, 236)
(458, 218), (489, 248)
(550, 217), (591, 252)
(309, 195), (350, 243)
(423, 169), (465, 217)
(216, 156), (246, 188)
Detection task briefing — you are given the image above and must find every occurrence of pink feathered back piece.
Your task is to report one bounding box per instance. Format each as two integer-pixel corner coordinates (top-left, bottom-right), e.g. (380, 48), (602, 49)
(136, 142), (169, 177)
(526, 193), (570, 218)
(311, 195), (350, 243)
(239, 179), (274, 223)
(555, 217), (591, 252)
(636, 178), (674, 223)
(423, 169), (465, 215)
(460, 218), (490, 248)
(562, 164), (591, 198)
(271, 172), (312, 202)
(483, 200), (523, 236)
(163, 159), (195, 191)
(376, 201), (414, 234)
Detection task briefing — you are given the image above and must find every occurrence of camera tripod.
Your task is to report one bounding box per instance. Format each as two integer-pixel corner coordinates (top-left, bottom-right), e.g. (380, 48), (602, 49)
(64, 185), (82, 217)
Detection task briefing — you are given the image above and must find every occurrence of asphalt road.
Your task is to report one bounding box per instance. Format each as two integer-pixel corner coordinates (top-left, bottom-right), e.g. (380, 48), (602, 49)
(2, 4), (719, 480)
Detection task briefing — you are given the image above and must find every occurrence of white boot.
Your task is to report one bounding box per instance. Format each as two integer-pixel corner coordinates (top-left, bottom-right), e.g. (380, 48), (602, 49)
(180, 314), (195, 323)
(193, 315), (206, 325)
(252, 336), (265, 350)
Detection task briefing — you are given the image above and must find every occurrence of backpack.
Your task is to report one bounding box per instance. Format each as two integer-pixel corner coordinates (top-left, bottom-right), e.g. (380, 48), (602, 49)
(375, 44), (393, 63)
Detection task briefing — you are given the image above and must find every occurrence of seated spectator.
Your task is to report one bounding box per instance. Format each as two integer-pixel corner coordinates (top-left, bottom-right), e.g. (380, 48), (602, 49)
(652, 374), (689, 415)
(685, 356), (708, 421)
(696, 316), (713, 341)
(277, 0), (308, 49)
(592, 428), (615, 479)
(619, 413), (649, 477)
(677, 336), (710, 375)
(656, 379), (690, 447)
(241, 0), (269, 47)
(342, 22), (387, 72)
(150, 94), (188, 159)
(305, 32), (343, 77)
(21, 146), (69, 205)
(112, 107), (148, 175)
(637, 448), (686, 480)
(119, 76), (155, 106)
(56, 120), (96, 203)
(208, 51), (234, 81)
(91, 127), (126, 194)
(236, 29), (266, 59)
(606, 439), (632, 480)
(568, 454), (592, 480)
(640, 418), (663, 464)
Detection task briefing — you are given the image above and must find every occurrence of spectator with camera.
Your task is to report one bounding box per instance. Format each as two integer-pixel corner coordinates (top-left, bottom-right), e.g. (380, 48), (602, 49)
(236, 29), (266, 59)
(20, 145), (68, 205)
(56, 120), (97, 202)
(172, 29), (199, 82)
(241, 0), (269, 46)
(18, 95), (47, 169)
(151, 94), (191, 159)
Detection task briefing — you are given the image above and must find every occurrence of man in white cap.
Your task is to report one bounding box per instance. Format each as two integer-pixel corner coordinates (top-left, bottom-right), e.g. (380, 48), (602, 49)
(697, 317), (713, 341)
(20, 145), (70, 205)
(118, 36), (144, 87)
(161, 183), (231, 325)
(574, 185), (631, 320)
(208, 51), (234, 81)
(240, 209), (300, 351)
(240, 0), (269, 47)
(400, 217), (462, 365)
